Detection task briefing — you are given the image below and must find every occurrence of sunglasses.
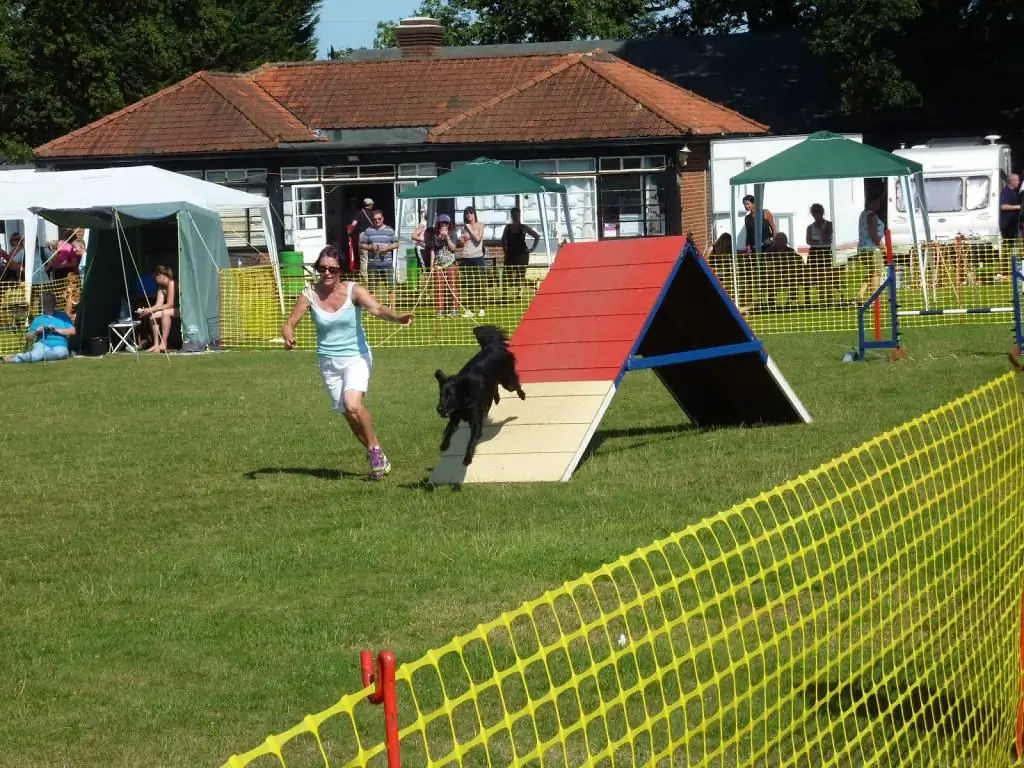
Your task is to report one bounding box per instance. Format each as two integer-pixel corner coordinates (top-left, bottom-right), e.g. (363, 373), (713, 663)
(316, 265), (341, 275)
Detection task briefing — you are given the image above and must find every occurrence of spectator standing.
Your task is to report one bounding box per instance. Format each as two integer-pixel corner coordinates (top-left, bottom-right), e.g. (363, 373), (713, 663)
(1000, 173), (1021, 243)
(806, 203), (836, 307)
(359, 209), (399, 309)
(458, 206), (487, 318)
(856, 194), (886, 303)
(425, 214), (461, 317)
(347, 198), (376, 278)
(500, 207), (539, 302)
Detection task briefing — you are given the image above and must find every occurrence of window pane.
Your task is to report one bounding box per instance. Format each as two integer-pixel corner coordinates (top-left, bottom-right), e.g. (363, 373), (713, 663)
(923, 177), (963, 213)
(206, 170), (227, 183)
(519, 160), (557, 175)
(557, 158), (596, 174)
(966, 175), (990, 211)
(622, 157), (643, 170)
(599, 158), (620, 172)
(895, 180), (905, 213)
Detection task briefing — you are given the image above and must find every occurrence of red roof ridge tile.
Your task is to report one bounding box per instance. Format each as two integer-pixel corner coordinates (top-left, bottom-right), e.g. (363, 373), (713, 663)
(250, 51), (586, 74)
(199, 72), (321, 142)
(579, 52), (768, 134)
(429, 53), (585, 138)
(35, 72), (209, 155)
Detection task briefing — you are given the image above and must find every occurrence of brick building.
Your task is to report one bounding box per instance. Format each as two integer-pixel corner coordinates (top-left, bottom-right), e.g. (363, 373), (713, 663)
(33, 18), (767, 261)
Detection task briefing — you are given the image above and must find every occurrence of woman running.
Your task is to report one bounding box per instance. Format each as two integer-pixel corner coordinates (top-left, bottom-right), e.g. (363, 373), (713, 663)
(282, 246), (413, 480)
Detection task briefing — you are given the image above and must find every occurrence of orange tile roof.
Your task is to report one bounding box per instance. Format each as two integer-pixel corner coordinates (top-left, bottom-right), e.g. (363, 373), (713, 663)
(36, 51), (766, 159)
(429, 51), (764, 143)
(249, 55), (573, 130)
(35, 73), (322, 159)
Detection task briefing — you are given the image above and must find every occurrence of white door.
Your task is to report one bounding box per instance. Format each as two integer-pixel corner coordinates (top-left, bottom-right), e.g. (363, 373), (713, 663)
(711, 157), (748, 239)
(291, 184), (326, 263)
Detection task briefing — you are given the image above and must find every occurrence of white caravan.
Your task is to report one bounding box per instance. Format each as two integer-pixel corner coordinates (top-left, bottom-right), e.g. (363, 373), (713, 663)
(710, 134), (865, 263)
(888, 136), (1013, 248)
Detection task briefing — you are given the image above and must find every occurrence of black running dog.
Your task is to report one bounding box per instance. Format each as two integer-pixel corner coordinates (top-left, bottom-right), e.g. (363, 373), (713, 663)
(434, 325), (526, 466)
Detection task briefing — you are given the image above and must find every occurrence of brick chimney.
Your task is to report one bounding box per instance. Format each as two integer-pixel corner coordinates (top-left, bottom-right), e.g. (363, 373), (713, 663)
(394, 17), (444, 58)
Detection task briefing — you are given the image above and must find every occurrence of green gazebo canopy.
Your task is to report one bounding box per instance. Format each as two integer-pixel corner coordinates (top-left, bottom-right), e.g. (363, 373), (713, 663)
(729, 131), (924, 185)
(397, 157), (566, 199)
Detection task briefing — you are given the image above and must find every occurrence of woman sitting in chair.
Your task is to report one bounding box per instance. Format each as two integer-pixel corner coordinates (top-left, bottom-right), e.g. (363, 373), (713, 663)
(136, 265), (177, 353)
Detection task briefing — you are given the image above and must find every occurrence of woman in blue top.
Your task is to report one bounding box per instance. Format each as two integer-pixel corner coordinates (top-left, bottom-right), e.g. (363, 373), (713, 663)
(283, 246), (413, 480)
(5, 292), (75, 363)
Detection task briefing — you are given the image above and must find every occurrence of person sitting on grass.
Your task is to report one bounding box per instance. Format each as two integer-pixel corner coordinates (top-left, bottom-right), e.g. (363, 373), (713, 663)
(4, 292), (75, 363)
(136, 265), (177, 353)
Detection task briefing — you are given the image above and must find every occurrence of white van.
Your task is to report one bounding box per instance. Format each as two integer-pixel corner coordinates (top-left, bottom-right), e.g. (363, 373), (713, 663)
(888, 136), (1013, 248)
(710, 134), (864, 262)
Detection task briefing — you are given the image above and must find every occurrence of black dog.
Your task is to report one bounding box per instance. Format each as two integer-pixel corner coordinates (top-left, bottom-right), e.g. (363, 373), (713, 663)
(434, 325), (526, 466)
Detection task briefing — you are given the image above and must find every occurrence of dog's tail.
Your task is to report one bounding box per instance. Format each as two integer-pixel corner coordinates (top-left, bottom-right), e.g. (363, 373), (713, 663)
(473, 324), (509, 348)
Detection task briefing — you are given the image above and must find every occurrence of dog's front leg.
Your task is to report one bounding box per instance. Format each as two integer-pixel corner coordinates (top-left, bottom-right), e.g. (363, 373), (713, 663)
(440, 417), (459, 451)
(463, 412), (484, 466)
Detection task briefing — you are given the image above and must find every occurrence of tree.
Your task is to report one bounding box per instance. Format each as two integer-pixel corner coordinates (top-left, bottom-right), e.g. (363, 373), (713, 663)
(373, 0), (932, 116)
(374, 0), (658, 48)
(0, 0), (321, 161)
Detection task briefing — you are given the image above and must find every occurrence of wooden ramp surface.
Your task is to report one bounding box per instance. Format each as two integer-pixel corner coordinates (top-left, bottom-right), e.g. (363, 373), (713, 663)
(428, 381), (617, 485)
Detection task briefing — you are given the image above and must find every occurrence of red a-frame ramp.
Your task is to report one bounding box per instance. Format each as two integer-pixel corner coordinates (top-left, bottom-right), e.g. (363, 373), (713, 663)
(429, 236), (811, 484)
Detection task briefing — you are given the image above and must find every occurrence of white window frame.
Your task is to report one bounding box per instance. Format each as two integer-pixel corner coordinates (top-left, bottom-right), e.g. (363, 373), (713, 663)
(517, 158), (598, 248)
(597, 167), (668, 239)
(598, 155), (667, 174)
(202, 169), (268, 248)
(320, 164), (396, 181)
(398, 163), (438, 179)
(281, 166), (318, 183)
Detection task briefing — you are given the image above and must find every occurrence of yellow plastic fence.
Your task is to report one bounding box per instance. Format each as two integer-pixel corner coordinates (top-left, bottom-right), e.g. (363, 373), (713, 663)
(223, 372), (1024, 767)
(218, 263), (542, 350)
(0, 275), (78, 356)
(218, 238), (1024, 349)
(708, 237), (1020, 337)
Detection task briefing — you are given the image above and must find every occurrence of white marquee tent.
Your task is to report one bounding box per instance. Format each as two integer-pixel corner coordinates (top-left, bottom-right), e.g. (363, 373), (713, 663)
(0, 165), (281, 306)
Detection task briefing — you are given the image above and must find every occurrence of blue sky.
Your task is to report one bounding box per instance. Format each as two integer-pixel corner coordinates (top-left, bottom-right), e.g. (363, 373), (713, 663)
(316, 0), (422, 57)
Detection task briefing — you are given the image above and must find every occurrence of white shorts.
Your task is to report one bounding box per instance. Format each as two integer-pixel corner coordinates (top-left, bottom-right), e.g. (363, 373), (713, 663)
(318, 354), (372, 413)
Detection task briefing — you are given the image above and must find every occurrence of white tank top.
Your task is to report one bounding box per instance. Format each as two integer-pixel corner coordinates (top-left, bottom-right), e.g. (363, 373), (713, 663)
(303, 282), (370, 359)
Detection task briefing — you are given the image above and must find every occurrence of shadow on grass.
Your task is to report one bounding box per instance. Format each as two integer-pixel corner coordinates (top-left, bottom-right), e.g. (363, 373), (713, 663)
(803, 678), (989, 741)
(586, 423), (698, 456)
(245, 467), (365, 481)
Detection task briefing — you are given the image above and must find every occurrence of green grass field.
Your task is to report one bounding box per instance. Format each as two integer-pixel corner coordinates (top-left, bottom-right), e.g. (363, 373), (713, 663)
(0, 325), (1016, 768)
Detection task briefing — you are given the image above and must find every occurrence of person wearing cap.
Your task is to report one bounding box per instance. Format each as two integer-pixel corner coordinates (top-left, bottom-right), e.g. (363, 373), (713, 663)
(346, 198), (376, 276)
(424, 214), (462, 317)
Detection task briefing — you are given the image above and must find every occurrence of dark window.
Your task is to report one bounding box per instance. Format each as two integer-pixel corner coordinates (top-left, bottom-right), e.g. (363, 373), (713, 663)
(599, 173), (666, 239)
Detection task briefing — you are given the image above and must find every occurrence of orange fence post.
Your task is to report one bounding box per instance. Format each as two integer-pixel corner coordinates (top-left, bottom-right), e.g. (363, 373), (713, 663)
(361, 650), (400, 768)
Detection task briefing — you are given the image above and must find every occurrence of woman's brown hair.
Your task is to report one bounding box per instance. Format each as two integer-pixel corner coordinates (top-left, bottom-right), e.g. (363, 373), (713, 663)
(154, 265), (174, 280)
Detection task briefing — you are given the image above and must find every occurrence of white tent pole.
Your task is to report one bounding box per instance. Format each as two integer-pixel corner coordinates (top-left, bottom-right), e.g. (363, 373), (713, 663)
(754, 183), (766, 253)
(23, 215), (38, 304)
(259, 201), (284, 313)
(538, 195), (552, 266)
(902, 174), (925, 308)
(395, 196), (404, 274)
(911, 172), (931, 309)
(113, 211), (141, 363)
(729, 185), (739, 298)
(560, 192), (573, 243)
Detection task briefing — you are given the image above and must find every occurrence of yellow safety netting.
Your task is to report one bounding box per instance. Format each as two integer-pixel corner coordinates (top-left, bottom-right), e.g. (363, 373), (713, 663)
(218, 264), (541, 350)
(0, 275), (79, 356)
(222, 372), (1024, 767)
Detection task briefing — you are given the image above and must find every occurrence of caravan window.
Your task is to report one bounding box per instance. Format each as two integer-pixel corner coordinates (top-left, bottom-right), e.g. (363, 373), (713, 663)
(965, 176), (991, 211)
(923, 177), (964, 213)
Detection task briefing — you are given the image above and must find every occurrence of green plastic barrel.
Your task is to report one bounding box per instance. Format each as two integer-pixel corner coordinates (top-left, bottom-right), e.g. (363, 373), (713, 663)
(280, 251), (305, 297)
(405, 248), (420, 292)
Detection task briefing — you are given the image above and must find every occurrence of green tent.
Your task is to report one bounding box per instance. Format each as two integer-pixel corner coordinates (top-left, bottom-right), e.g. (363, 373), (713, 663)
(726, 132), (932, 298)
(397, 157), (567, 199)
(729, 131), (924, 185)
(32, 202), (230, 349)
(395, 157), (573, 264)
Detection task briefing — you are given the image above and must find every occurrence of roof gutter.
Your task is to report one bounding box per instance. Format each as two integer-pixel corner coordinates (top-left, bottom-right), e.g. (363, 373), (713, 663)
(36, 130), (770, 167)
